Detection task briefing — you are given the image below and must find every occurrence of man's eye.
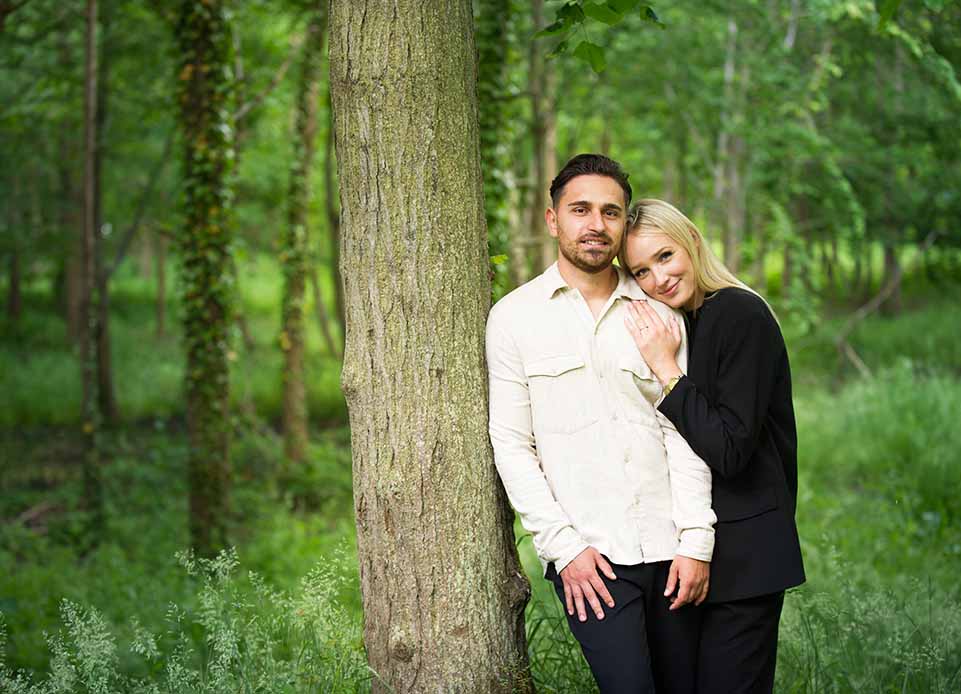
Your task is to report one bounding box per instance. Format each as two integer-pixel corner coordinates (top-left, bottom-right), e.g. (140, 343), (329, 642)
(572, 207), (586, 214)
(605, 209), (620, 217)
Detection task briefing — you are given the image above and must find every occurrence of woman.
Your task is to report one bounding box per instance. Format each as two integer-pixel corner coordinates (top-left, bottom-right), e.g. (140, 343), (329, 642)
(620, 199), (805, 693)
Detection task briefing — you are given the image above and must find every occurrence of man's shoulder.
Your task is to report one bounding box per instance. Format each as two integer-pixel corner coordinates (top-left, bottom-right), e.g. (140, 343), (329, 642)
(488, 272), (552, 328)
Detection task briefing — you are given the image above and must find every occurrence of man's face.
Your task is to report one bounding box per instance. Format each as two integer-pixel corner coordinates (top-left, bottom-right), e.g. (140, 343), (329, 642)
(545, 174), (627, 275)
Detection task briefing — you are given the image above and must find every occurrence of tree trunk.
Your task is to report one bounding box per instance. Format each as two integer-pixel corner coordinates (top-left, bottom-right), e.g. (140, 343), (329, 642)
(58, 30), (84, 343)
(155, 230), (166, 337)
(175, 0), (235, 557)
(81, 0), (104, 540)
(282, 2), (326, 465)
(531, 0), (557, 275)
(880, 242), (902, 315)
(94, 9), (118, 425)
(324, 87), (345, 345)
(7, 251), (21, 321)
(309, 267), (339, 356)
(329, 2), (532, 691)
(476, 0), (511, 261)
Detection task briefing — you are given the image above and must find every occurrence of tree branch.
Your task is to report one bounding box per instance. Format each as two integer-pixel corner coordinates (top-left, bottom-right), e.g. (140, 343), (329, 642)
(834, 230), (940, 376)
(234, 32), (303, 122)
(105, 128), (176, 281)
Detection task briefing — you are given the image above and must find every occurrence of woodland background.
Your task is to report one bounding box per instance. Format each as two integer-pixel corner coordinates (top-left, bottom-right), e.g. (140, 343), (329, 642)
(1, 0), (960, 691)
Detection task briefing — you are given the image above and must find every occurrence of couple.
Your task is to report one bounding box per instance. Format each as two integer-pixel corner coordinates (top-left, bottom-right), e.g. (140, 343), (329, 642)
(486, 154), (805, 693)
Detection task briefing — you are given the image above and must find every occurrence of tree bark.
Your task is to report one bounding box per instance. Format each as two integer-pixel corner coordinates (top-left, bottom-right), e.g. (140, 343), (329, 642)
(329, 2), (532, 691)
(175, 0), (235, 557)
(281, 2), (326, 465)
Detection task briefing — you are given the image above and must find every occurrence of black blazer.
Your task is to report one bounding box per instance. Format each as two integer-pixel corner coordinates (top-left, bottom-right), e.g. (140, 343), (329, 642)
(659, 288), (805, 603)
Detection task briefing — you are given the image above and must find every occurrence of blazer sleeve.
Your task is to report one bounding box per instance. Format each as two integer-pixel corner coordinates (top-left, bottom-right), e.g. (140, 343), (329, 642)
(657, 300), (784, 479)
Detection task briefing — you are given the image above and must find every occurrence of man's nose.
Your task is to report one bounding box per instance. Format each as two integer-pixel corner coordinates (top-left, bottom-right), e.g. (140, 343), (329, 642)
(588, 210), (605, 230)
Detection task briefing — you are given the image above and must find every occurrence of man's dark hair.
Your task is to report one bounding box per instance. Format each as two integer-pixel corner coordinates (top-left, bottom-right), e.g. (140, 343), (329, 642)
(549, 153), (632, 208)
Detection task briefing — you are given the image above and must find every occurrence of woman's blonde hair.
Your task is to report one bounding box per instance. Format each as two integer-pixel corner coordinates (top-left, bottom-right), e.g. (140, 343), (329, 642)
(620, 198), (774, 315)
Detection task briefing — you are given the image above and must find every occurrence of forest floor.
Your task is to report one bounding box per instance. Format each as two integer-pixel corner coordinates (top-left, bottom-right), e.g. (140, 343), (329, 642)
(2, 260), (960, 692)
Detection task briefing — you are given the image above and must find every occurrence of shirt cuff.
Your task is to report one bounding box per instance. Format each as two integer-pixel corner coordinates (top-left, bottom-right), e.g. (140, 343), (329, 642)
(676, 527), (714, 562)
(547, 530), (591, 575)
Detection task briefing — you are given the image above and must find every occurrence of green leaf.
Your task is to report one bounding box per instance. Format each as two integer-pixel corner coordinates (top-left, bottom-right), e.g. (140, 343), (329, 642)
(490, 254), (509, 265)
(640, 5), (665, 27)
(557, 2), (587, 25)
(534, 20), (568, 38)
(583, 2), (623, 25)
(573, 40), (607, 73)
(876, 0), (903, 28)
(607, 0), (641, 12)
(547, 38), (570, 58)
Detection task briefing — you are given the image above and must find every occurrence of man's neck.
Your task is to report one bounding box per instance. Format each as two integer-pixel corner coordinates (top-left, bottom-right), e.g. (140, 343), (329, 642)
(556, 257), (618, 306)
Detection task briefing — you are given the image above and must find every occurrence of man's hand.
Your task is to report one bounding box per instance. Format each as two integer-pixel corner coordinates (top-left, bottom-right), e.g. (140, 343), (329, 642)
(559, 547), (617, 622)
(664, 555), (710, 610)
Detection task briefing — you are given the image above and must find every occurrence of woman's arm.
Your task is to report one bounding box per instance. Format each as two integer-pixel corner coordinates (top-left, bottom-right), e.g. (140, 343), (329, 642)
(658, 305), (784, 479)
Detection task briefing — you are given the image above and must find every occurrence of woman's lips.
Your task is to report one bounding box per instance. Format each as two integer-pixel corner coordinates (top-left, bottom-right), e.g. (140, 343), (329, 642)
(660, 281), (679, 297)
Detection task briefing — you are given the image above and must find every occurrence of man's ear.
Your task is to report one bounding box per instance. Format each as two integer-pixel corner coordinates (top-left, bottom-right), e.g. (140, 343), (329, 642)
(545, 207), (559, 239)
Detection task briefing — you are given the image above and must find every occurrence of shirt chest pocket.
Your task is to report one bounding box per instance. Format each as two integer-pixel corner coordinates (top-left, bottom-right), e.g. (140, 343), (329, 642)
(618, 356), (663, 411)
(524, 355), (598, 435)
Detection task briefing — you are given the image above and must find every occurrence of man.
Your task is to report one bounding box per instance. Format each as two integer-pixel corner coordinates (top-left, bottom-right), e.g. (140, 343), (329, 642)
(486, 154), (716, 693)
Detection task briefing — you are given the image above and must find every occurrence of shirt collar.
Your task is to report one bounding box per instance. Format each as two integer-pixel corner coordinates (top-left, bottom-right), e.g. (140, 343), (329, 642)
(539, 262), (648, 302)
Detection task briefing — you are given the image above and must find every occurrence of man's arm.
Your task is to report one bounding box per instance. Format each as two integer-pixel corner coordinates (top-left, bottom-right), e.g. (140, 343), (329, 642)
(485, 309), (588, 573)
(486, 309), (616, 621)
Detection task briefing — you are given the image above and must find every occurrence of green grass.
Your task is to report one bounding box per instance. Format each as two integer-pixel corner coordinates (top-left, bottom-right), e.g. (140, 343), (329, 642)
(2, 258), (960, 691)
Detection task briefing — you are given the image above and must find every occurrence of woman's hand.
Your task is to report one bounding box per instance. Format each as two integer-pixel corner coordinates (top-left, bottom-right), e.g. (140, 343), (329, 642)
(664, 555), (710, 609)
(624, 300), (683, 385)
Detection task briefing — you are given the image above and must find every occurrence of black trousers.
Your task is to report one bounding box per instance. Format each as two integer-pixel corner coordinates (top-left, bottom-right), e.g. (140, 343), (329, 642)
(696, 591), (785, 694)
(546, 559), (700, 694)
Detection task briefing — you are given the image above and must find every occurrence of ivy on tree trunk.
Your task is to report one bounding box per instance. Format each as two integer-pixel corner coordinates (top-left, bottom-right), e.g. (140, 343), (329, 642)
(175, 0), (235, 557)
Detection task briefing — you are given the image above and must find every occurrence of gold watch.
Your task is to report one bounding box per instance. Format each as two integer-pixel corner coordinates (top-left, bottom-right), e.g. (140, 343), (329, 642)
(662, 375), (682, 397)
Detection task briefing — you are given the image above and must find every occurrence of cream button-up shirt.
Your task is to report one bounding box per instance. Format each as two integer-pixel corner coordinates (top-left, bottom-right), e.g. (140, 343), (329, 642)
(486, 263), (716, 574)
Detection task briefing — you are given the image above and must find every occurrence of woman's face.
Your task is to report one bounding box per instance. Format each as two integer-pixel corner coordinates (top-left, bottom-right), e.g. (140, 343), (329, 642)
(623, 231), (700, 311)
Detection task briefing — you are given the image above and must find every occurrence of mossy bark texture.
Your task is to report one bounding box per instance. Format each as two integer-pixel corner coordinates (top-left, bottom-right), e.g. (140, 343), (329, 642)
(175, 0), (234, 557)
(329, 2), (532, 691)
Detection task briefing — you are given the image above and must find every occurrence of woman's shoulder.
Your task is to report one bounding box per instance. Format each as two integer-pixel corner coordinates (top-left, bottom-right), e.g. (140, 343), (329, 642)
(702, 287), (779, 334)
(705, 286), (768, 313)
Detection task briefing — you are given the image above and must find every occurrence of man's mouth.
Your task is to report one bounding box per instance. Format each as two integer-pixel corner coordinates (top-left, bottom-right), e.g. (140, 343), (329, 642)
(579, 237), (610, 248)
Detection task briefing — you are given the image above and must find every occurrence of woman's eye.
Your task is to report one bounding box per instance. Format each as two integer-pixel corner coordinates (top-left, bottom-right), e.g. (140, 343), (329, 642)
(634, 269), (648, 278)
(659, 251), (673, 262)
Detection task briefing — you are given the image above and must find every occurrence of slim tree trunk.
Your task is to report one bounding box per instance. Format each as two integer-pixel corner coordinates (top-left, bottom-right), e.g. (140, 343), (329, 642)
(58, 31), (84, 343)
(7, 251), (21, 321)
(329, 2), (532, 691)
(94, 10), (118, 424)
(531, 0), (557, 275)
(324, 87), (345, 344)
(175, 0), (235, 557)
(880, 242), (902, 315)
(476, 0), (511, 261)
(282, 2), (326, 465)
(81, 0), (104, 540)
(155, 230), (166, 337)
